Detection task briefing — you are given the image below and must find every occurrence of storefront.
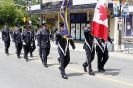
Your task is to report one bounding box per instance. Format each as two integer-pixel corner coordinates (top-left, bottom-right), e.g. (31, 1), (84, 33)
(70, 13), (87, 40)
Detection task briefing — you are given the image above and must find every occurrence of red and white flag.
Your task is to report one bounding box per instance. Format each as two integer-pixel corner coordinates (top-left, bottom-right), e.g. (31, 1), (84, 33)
(92, 0), (108, 41)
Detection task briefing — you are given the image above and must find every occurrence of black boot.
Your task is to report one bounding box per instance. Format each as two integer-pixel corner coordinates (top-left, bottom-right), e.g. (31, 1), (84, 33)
(17, 55), (20, 59)
(82, 64), (87, 72)
(98, 69), (104, 73)
(89, 70), (95, 76)
(62, 74), (68, 79)
(58, 57), (60, 63)
(30, 54), (33, 57)
(43, 62), (48, 68)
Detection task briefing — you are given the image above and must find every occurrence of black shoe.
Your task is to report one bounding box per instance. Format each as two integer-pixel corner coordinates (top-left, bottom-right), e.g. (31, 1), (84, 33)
(59, 67), (61, 70)
(98, 69), (104, 73)
(43, 63), (48, 68)
(62, 74), (68, 79)
(102, 68), (106, 72)
(89, 71), (95, 76)
(30, 54), (33, 57)
(26, 59), (28, 62)
(58, 58), (60, 63)
(7, 53), (9, 56)
(82, 64), (87, 72)
(17, 55), (20, 59)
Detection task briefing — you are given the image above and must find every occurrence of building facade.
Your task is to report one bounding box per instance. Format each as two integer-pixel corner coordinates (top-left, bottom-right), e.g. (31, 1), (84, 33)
(30, 0), (133, 45)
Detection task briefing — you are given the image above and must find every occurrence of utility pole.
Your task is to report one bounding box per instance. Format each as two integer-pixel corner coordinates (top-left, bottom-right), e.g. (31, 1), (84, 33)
(40, 0), (43, 25)
(26, 0), (29, 26)
(117, 0), (122, 51)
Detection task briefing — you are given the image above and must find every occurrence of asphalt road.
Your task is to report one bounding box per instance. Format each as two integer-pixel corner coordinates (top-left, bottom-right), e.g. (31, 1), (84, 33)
(0, 40), (133, 88)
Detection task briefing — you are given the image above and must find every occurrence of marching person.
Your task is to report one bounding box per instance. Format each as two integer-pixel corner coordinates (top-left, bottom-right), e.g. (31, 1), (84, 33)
(12, 24), (22, 59)
(82, 21), (95, 75)
(36, 25), (42, 61)
(56, 22), (76, 79)
(53, 27), (61, 63)
(1, 23), (11, 56)
(96, 36), (112, 73)
(38, 23), (51, 67)
(21, 26), (31, 62)
(29, 26), (36, 57)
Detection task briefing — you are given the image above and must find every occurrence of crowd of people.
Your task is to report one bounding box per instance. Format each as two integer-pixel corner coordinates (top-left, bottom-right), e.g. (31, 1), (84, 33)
(1, 21), (112, 79)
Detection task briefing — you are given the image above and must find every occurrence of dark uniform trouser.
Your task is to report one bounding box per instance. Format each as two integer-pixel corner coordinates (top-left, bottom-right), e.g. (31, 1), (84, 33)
(96, 46), (109, 70)
(83, 48), (95, 71)
(60, 48), (70, 75)
(4, 41), (10, 53)
(23, 45), (30, 58)
(30, 43), (36, 55)
(42, 48), (50, 64)
(15, 43), (22, 56)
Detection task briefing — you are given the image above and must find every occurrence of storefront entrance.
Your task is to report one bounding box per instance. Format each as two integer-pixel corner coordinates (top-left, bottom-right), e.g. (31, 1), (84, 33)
(70, 13), (87, 40)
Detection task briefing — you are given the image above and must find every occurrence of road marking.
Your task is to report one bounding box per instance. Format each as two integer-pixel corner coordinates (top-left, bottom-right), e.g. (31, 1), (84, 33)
(0, 49), (133, 87)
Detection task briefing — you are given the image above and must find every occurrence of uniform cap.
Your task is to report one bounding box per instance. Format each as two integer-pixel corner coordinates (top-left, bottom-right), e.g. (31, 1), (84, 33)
(86, 21), (92, 24)
(42, 23), (47, 26)
(29, 26), (33, 29)
(4, 23), (8, 25)
(23, 25), (28, 29)
(16, 24), (20, 27)
(59, 22), (64, 27)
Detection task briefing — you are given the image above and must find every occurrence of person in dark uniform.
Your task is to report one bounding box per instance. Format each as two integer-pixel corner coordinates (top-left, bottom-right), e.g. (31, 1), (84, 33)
(53, 27), (61, 63)
(82, 21), (95, 75)
(56, 22), (76, 79)
(96, 36), (112, 73)
(17, 24), (23, 33)
(36, 25), (42, 60)
(38, 23), (51, 67)
(29, 26), (36, 57)
(1, 23), (11, 56)
(12, 24), (22, 59)
(21, 26), (31, 62)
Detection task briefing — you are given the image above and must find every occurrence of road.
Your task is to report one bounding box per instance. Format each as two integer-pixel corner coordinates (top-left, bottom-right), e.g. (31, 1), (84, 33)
(0, 39), (133, 88)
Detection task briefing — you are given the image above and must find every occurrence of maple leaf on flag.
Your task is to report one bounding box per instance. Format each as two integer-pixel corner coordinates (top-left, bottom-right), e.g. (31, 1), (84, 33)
(97, 3), (107, 21)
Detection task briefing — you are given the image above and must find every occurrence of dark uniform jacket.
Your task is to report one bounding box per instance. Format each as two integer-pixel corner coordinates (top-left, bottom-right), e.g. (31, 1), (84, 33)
(21, 31), (31, 46)
(96, 36), (112, 51)
(38, 29), (51, 48)
(56, 30), (76, 55)
(13, 30), (22, 44)
(83, 28), (94, 50)
(2, 28), (11, 41)
(30, 30), (35, 44)
(36, 30), (41, 46)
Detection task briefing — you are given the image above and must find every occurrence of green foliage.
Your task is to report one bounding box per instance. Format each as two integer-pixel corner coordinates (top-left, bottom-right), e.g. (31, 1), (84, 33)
(0, 0), (40, 31)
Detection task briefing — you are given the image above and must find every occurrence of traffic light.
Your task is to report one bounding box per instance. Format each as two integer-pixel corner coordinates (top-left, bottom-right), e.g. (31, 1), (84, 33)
(23, 17), (26, 23)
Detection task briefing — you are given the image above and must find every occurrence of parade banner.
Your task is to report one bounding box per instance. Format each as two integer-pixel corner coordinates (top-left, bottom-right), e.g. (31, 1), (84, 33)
(122, 2), (129, 18)
(113, 1), (129, 18)
(60, 0), (73, 40)
(113, 1), (120, 17)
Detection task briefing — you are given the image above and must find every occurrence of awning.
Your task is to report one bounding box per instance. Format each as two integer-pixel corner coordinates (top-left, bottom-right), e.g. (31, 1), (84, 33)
(29, 3), (113, 14)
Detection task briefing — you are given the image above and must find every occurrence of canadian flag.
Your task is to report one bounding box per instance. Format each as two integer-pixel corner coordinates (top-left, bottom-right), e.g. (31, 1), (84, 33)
(92, 0), (108, 41)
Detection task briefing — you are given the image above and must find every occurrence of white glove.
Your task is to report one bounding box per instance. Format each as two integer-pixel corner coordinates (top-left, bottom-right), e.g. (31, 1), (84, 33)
(55, 45), (58, 48)
(101, 43), (105, 47)
(23, 42), (26, 45)
(31, 44), (33, 46)
(54, 41), (56, 44)
(74, 48), (77, 52)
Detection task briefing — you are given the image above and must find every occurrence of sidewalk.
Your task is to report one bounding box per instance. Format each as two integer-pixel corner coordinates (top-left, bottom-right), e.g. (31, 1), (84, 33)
(50, 40), (133, 60)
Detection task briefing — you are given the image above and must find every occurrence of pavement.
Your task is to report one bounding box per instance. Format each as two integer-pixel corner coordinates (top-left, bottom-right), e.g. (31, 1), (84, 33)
(0, 37), (133, 88)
